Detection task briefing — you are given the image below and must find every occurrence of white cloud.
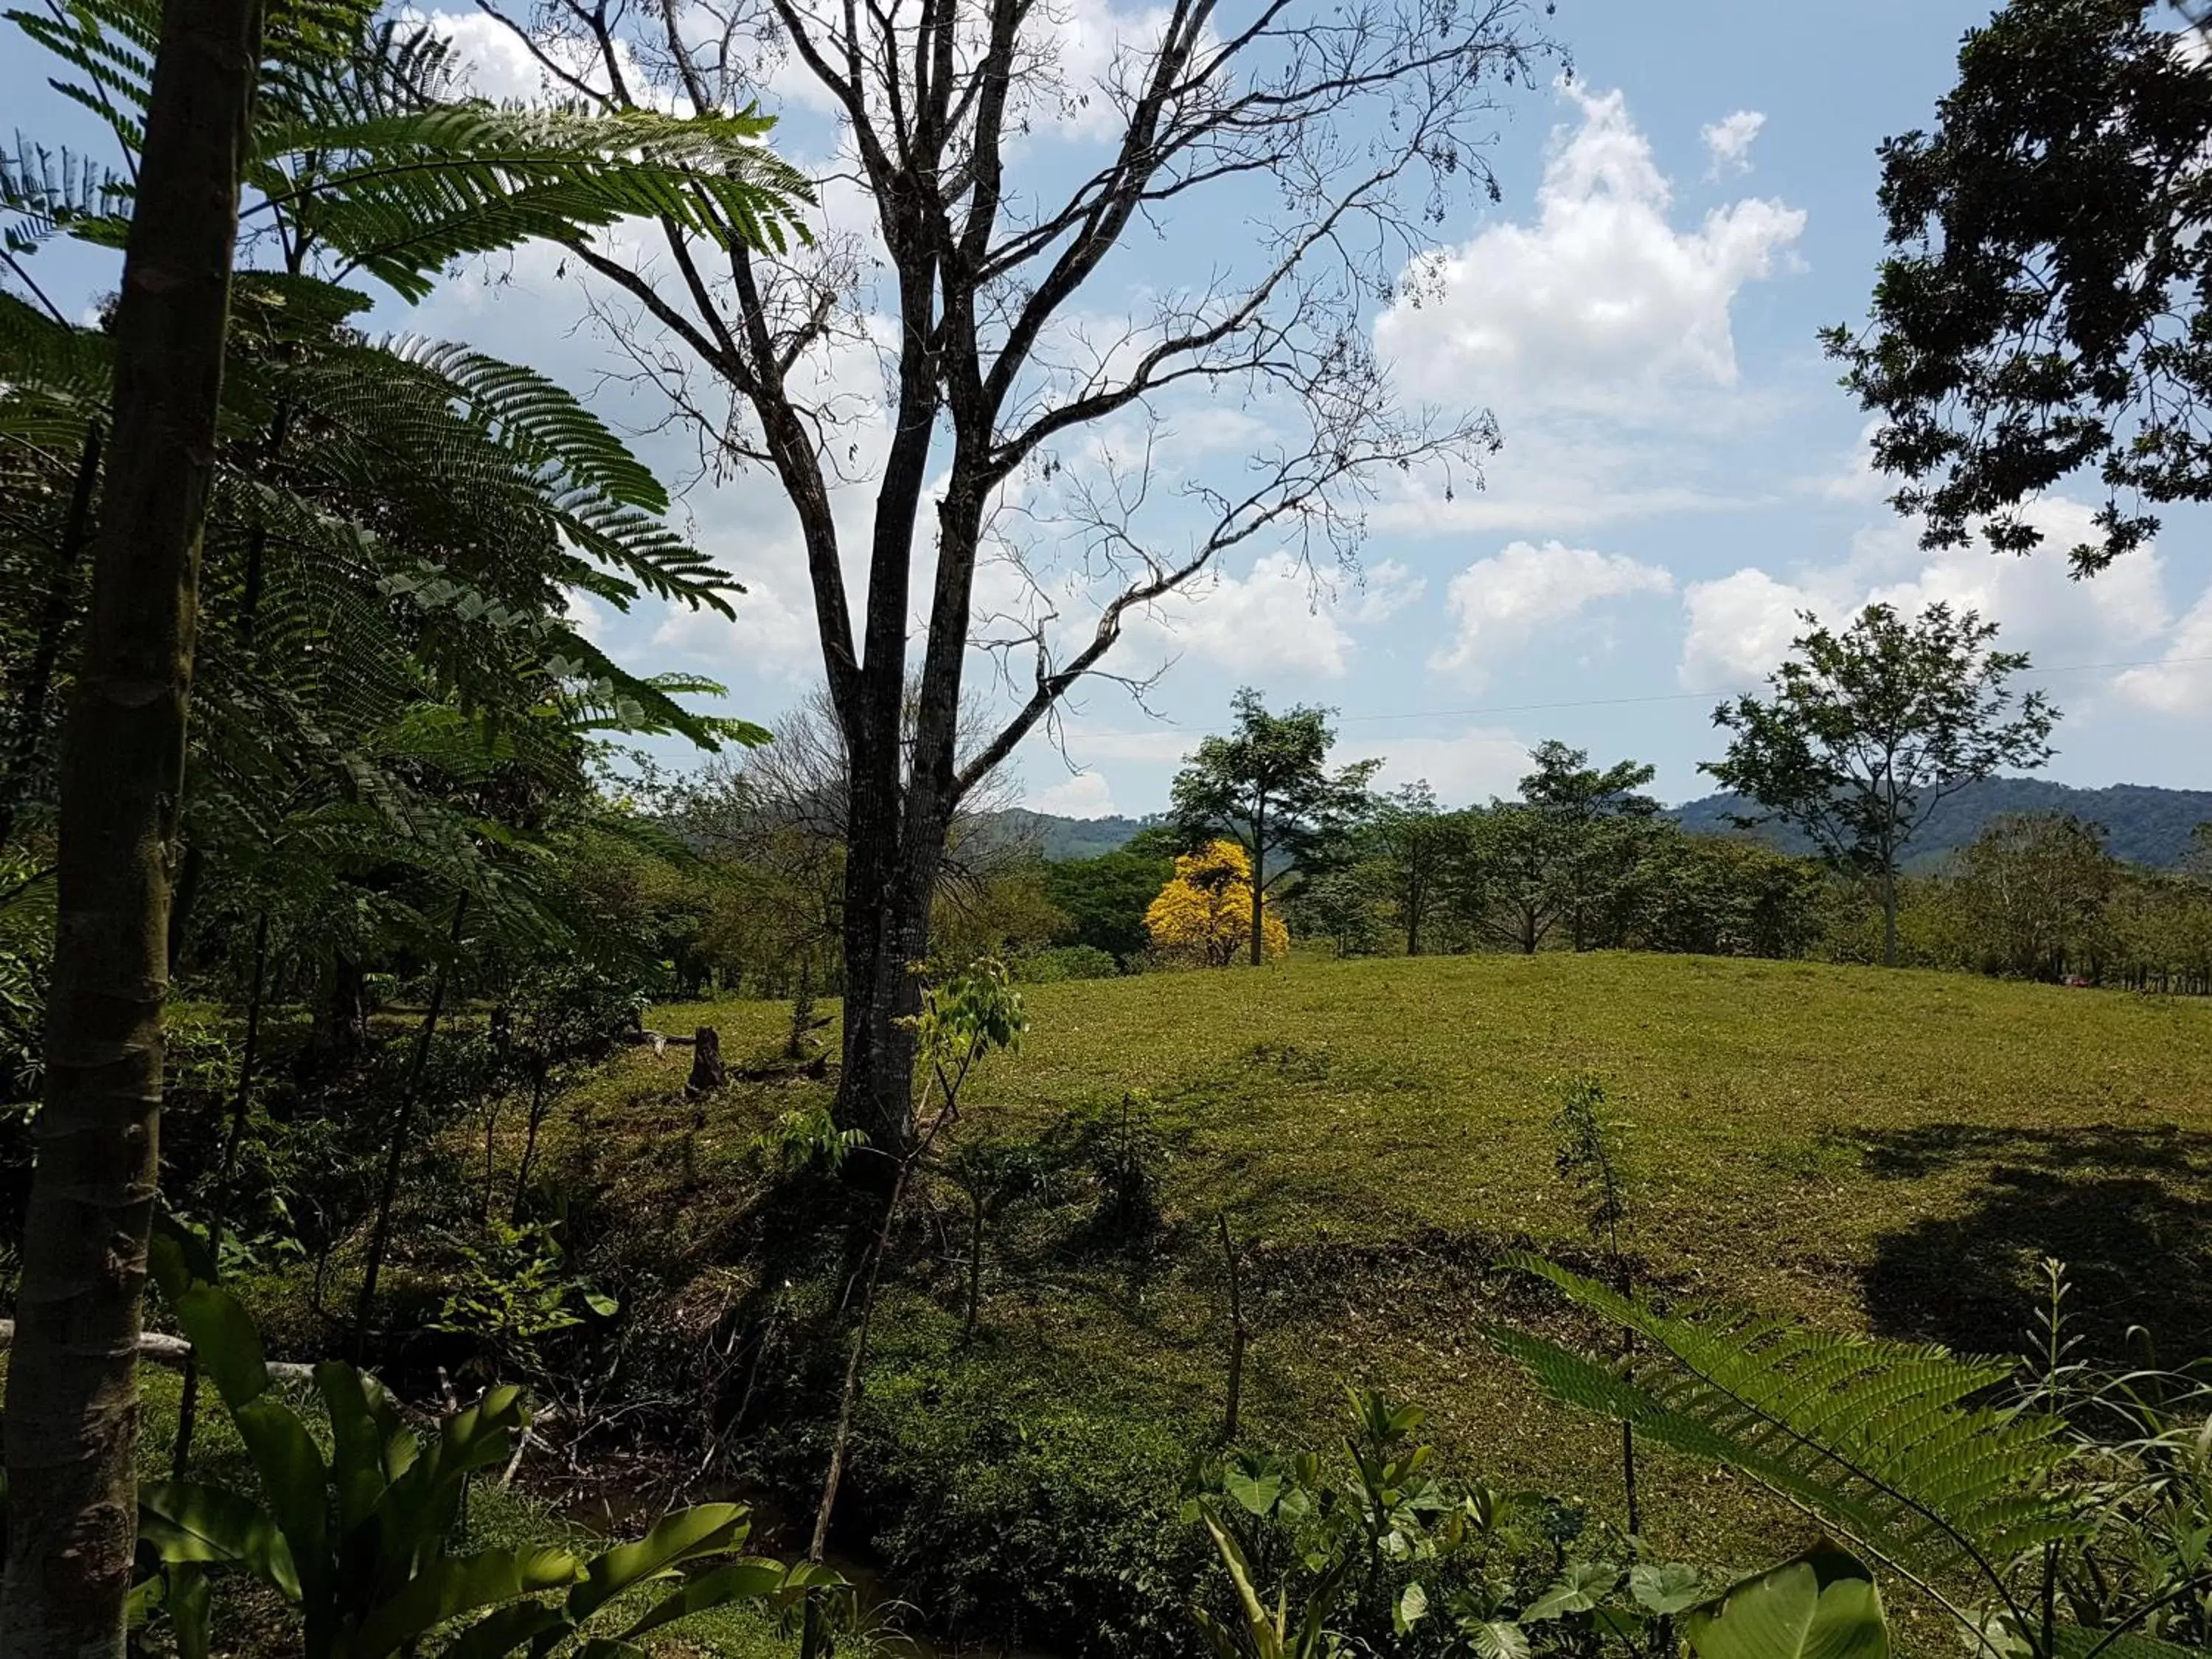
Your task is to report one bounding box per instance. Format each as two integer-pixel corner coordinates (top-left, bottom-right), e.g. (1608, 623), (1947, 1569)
(1133, 554), (1422, 678)
(1677, 495), (2181, 693)
(1375, 85), (1806, 417)
(1680, 567), (1817, 686)
(650, 562), (821, 684)
(1028, 769), (1119, 817)
(2114, 581), (2212, 713)
(1433, 540), (1675, 684)
(1701, 110), (1766, 178)
(1343, 727), (1532, 804)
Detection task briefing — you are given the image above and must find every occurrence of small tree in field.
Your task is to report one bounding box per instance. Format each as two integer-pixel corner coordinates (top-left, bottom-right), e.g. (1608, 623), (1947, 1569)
(1704, 602), (2058, 966)
(1146, 841), (1287, 968)
(1169, 689), (1377, 966)
(1366, 780), (1470, 956)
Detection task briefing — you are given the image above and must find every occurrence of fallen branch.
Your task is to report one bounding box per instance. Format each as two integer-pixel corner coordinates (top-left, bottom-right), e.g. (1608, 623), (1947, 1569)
(0, 1318), (318, 1385)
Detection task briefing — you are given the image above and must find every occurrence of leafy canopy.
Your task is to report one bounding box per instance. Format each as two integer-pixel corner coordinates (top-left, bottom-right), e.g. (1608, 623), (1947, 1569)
(1823, 0), (2212, 571)
(1146, 839), (1287, 968)
(1704, 602), (2058, 875)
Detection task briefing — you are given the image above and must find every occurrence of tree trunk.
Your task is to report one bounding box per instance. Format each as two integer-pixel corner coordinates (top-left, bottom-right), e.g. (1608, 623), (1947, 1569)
(833, 787), (935, 1160)
(686, 1026), (723, 1093)
(1248, 805), (1267, 966)
(0, 0), (263, 1646)
(1881, 863), (1899, 968)
(350, 900), (465, 1361)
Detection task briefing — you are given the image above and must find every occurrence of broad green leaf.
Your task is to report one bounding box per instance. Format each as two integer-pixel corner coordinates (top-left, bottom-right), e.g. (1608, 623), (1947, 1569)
(147, 1222), (269, 1408)
(1631, 1560), (1705, 1615)
(353, 1547), (582, 1659)
(1685, 1543), (1889, 1659)
(231, 1396), (330, 1608)
(139, 1480), (300, 1599)
(1223, 1459), (1283, 1517)
(1394, 1581), (1429, 1636)
(315, 1361), (394, 1533)
(1523, 1559), (1616, 1622)
(1459, 1619), (1531, 1659)
(616, 1559), (791, 1641)
(168, 1564), (213, 1659)
(567, 1504), (749, 1620)
(435, 1601), (568, 1659)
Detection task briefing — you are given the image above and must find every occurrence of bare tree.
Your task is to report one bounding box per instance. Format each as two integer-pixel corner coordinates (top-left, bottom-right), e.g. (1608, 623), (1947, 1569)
(492, 0), (1553, 1147)
(675, 681), (1028, 994)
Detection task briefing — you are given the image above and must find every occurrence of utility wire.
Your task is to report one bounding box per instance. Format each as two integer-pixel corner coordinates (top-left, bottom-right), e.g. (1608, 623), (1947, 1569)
(1329, 653), (2212, 726)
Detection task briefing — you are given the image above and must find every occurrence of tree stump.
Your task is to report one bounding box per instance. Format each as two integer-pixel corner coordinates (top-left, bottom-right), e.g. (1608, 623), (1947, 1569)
(686, 1025), (725, 1095)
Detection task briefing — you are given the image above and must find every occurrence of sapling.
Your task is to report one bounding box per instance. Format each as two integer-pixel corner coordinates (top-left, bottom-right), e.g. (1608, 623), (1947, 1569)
(1551, 1072), (1644, 1537)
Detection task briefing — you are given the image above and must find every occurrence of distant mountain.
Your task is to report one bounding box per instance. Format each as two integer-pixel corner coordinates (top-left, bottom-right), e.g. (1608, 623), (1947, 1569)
(1672, 777), (2212, 870)
(987, 809), (1155, 861)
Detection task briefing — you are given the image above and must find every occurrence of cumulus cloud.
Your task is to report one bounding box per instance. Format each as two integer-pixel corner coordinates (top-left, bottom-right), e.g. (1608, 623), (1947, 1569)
(1432, 540), (1675, 684)
(1680, 567), (1818, 686)
(1374, 85), (1806, 418)
(1343, 727), (1534, 803)
(1027, 769), (1120, 817)
(1701, 110), (1766, 177)
(1132, 554), (1424, 678)
(1677, 495), (2181, 694)
(2113, 581), (2212, 713)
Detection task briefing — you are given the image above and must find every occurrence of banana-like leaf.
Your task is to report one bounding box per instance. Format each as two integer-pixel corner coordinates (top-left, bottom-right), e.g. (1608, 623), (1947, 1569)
(139, 1481), (301, 1600)
(615, 1558), (793, 1641)
(1684, 1543), (1889, 1659)
(147, 1219), (269, 1409)
(231, 1395), (332, 1613)
(350, 1546), (582, 1659)
(434, 1601), (568, 1659)
(566, 1503), (751, 1621)
(316, 1361), (402, 1534)
(167, 1564), (214, 1659)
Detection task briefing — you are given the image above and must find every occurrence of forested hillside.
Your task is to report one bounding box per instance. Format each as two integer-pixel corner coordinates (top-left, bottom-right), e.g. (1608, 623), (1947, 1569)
(1674, 777), (2212, 869)
(1011, 778), (2212, 869)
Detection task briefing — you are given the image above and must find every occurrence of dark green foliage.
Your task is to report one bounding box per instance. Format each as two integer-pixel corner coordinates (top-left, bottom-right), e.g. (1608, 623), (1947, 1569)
(1044, 849), (1177, 965)
(1011, 943), (1121, 983)
(859, 1355), (1203, 1658)
(1626, 835), (1826, 960)
(1169, 689), (1380, 964)
(1823, 0), (2212, 571)
(142, 1221), (844, 1658)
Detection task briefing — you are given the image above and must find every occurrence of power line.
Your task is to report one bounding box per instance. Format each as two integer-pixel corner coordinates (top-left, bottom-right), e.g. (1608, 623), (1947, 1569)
(1330, 653), (2212, 726)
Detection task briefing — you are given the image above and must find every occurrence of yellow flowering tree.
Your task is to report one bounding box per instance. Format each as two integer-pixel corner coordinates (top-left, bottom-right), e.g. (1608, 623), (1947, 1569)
(1145, 840), (1290, 966)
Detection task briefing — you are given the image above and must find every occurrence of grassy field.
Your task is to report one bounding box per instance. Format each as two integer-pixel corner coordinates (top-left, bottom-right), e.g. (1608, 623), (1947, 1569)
(534, 950), (2212, 1653)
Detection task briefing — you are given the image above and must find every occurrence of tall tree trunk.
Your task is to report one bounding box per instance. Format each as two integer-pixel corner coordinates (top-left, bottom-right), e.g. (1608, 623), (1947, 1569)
(0, 0), (263, 1646)
(1248, 803), (1267, 967)
(834, 807), (925, 1160)
(1881, 863), (1899, 968)
(0, 420), (102, 849)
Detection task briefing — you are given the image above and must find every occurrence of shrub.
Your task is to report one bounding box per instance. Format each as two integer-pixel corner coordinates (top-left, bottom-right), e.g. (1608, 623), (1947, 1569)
(1011, 943), (1121, 983)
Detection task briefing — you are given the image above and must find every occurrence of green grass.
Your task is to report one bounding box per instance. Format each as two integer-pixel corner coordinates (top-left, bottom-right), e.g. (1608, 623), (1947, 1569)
(543, 952), (2212, 1652)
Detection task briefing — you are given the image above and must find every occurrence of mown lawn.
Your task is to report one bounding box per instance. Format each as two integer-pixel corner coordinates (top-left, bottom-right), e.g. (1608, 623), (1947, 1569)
(553, 951), (2212, 1652)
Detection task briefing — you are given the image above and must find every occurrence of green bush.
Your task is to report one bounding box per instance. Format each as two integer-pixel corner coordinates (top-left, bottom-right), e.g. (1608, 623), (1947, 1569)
(1011, 943), (1122, 983)
(855, 1347), (1206, 1658)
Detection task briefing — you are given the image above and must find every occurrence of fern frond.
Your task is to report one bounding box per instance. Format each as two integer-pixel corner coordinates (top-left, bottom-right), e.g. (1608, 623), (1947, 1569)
(1489, 1253), (2087, 1621)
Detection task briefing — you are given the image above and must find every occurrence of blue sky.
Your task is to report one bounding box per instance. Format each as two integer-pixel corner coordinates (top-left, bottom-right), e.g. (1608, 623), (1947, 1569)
(7, 1), (2208, 813)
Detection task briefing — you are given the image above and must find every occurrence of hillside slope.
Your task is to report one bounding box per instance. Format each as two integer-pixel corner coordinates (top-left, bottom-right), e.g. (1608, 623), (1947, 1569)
(556, 951), (2212, 1650)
